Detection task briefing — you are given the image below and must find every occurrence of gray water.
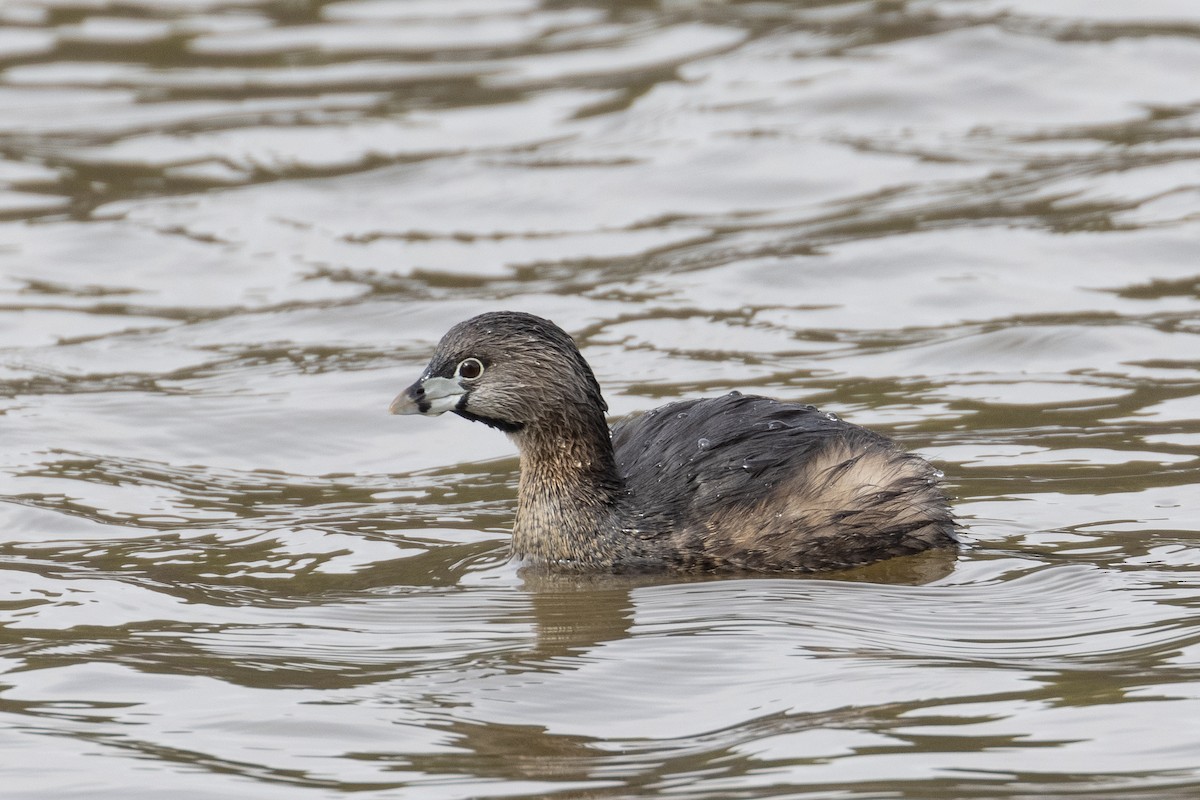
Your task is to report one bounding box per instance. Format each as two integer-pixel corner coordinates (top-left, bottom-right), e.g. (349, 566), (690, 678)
(2, 1), (1200, 798)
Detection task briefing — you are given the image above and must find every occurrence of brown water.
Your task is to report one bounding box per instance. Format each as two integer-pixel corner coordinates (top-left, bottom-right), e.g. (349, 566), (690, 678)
(2, 1), (1200, 797)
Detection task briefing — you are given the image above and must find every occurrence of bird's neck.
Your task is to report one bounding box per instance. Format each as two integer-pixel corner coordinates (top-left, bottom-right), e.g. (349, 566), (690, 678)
(509, 410), (630, 568)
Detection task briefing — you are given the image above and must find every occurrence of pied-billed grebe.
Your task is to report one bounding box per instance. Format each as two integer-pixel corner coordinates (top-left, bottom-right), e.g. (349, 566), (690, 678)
(390, 312), (955, 573)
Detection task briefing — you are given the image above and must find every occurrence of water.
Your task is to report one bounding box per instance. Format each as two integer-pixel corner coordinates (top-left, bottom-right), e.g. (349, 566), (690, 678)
(2, 0), (1200, 797)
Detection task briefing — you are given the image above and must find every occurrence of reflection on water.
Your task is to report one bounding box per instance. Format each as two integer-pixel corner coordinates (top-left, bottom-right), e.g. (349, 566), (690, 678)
(2, 0), (1200, 798)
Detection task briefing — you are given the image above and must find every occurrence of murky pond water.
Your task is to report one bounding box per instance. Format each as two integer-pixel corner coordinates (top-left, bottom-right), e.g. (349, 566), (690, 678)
(2, 0), (1200, 797)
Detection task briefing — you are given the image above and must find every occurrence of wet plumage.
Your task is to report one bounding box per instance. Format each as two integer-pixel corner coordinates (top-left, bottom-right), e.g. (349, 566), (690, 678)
(391, 311), (956, 573)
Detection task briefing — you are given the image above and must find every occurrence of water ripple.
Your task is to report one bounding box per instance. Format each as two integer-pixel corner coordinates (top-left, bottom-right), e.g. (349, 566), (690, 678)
(3, 1), (1200, 797)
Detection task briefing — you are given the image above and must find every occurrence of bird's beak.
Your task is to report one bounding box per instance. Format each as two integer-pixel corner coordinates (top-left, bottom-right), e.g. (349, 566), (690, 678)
(389, 375), (466, 416)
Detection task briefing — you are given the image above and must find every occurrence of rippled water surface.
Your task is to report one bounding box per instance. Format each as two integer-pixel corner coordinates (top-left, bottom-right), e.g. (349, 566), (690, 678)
(3, 1), (1200, 797)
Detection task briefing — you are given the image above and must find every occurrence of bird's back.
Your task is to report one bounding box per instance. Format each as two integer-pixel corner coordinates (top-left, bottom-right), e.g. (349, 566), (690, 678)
(610, 393), (955, 571)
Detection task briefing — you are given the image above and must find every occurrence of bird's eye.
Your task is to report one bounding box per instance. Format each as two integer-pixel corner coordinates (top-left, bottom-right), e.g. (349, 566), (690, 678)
(456, 358), (484, 380)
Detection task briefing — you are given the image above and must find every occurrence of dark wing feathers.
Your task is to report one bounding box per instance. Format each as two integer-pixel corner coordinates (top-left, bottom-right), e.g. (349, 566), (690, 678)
(610, 393), (954, 571)
(612, 393), (865, 514)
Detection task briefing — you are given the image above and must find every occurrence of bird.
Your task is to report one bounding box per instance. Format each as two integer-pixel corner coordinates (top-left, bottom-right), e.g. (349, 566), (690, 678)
(390, 311), (955, 573)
